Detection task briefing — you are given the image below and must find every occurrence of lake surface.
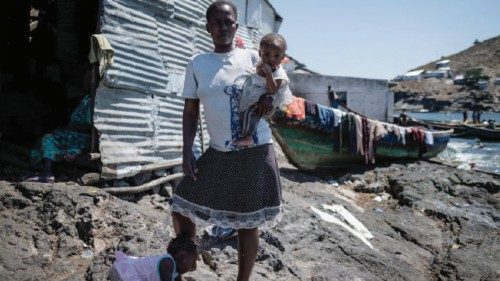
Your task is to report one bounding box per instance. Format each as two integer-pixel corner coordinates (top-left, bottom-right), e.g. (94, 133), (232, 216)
(405, 111), (500, 174)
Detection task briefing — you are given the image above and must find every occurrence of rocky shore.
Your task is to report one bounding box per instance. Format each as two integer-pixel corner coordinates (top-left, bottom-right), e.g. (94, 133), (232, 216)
(391, 80), (499, 112)
(1, 146), (499, 280)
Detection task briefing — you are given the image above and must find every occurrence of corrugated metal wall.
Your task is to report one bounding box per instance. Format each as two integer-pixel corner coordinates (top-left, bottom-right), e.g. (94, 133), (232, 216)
(95, 0), (280, 178)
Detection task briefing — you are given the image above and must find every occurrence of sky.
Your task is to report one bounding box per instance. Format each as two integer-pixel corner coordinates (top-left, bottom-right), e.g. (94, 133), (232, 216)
(270, 0), (500, 80)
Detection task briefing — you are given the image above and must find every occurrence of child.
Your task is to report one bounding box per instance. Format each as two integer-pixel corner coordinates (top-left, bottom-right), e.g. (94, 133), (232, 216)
(108, 235), (198, 281)
(234, 33), (292, 147)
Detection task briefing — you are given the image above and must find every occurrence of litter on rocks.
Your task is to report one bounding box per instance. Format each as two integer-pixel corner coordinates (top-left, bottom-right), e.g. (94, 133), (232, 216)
(311, 205), (374, 249)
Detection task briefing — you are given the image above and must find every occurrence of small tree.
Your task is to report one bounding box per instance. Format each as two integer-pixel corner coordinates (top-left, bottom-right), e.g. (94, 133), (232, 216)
(473, 39), (480, 45)
(464, 68), (489, 88)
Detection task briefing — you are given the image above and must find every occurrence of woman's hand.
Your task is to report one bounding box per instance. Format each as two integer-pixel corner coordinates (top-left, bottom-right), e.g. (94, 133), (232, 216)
(182, 150), (198, 180)
(256, 94), (274, 116)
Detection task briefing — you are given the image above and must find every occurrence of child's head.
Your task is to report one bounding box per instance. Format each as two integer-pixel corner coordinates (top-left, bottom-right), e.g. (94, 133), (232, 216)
(167, 235), (198, 274)
(205, 1), (238, 47)
(259, 33), (287, 70)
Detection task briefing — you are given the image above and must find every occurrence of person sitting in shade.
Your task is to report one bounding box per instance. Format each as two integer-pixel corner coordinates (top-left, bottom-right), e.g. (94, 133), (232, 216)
(27, 95), (92, 183)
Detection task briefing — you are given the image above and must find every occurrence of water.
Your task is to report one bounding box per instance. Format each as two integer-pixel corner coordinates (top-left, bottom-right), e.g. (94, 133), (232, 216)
(404, 111), (500, 174)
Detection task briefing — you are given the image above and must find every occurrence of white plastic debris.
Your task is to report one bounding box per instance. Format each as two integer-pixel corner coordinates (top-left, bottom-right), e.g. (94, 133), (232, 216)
(81, 250), (94, 259)
(311, 206), (374, 249)
(327, 179), (339, 187)
(322, 204), (374, 239)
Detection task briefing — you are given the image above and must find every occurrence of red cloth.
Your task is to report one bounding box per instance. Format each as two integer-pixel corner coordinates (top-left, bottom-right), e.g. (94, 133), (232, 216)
(410, 128), (427, 157)
(235, 36), (245, 49)
(284, 96), (306, 120)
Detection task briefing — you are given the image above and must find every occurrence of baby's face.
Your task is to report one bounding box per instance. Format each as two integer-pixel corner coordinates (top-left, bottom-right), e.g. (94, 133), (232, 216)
(259, 45), (284, 70)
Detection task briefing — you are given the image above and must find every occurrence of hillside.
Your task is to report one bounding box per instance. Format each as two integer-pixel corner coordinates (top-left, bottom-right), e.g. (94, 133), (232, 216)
(392, 35), (500, 112)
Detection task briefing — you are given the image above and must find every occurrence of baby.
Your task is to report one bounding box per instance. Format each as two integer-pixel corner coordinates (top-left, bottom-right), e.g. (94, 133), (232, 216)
(234, 33), (292, 147)
(108, 234), (198, 281)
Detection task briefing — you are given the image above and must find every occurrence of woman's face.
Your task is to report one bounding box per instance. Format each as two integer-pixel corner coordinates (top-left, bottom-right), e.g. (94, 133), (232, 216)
(206, 4), (238, 48)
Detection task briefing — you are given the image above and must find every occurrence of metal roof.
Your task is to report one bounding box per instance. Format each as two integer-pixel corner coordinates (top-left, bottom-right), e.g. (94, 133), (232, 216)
(436, 59), (450, 64)
(405, 69), (425, 76)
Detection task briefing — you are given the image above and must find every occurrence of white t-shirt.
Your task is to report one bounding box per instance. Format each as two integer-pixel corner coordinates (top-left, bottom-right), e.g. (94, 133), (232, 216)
(182, 48), (274, 152)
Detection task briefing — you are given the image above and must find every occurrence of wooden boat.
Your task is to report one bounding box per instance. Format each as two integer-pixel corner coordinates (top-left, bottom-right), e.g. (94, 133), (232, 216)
(407, 119), (491, 138)
(271, 119), (453, 170)
(407, 119), (468, 135)
(461, 125), (500, 141)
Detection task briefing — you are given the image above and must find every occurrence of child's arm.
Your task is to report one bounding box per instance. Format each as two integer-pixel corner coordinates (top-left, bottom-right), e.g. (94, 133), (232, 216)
(258, 62), (282, 95)
(265, 76), (282, 95)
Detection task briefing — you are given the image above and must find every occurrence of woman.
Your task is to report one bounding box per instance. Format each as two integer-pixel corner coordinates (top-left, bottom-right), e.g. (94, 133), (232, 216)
(170, 1), (282, 280)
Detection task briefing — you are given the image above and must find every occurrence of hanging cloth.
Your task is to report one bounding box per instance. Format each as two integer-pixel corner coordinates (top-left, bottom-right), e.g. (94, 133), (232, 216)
(88, 34), (114, 77)
(283, 96), (306, 120)
(424, 131), (434, 145)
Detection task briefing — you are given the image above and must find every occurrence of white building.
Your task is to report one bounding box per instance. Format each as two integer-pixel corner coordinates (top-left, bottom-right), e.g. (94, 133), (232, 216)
(402, 69), (425, 81)
(288, 73), (393, 122)
(423, 70), (448, 79)
(436, 59), (450, 70)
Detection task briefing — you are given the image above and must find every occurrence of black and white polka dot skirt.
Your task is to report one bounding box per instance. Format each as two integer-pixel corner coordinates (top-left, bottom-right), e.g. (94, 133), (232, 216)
(170, 144), (282, 229)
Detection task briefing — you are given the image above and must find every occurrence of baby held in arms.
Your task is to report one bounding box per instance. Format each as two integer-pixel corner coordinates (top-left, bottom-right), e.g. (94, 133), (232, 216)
(234, 33), (292, 148)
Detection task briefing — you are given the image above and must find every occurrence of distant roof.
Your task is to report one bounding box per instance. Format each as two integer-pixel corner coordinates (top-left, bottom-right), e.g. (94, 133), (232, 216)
(405, 69), (425, 76)
(436, 59), (450, 64)
(285, 54), (319, 74)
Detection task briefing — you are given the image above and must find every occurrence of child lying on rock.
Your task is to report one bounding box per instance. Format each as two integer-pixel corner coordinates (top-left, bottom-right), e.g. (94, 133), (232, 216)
(108, 234), (198, 281)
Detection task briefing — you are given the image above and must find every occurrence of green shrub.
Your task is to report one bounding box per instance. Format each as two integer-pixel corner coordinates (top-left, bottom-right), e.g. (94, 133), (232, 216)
(464, 68), (489, 87)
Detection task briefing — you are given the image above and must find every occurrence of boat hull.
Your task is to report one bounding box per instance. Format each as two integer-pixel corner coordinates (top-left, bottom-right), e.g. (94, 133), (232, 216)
(462, 125), (500, 141)
(272, 123), (453, 170)
(408, 119), (498, 139)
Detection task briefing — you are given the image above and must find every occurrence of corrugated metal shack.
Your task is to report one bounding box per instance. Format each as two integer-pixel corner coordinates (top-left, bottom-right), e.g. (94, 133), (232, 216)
(94, 0), (283, 179)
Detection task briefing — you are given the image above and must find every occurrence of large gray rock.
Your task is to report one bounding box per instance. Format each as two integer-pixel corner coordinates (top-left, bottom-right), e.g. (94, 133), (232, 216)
(0, 159), (499, 281)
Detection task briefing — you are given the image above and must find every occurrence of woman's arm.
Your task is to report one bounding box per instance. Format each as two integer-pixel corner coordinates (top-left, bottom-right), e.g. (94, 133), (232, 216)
(182, 98), (200, 180)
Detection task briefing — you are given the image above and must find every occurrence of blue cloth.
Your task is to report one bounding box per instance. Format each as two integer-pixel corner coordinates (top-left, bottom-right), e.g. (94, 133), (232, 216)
(316, 104), (336, 132)
(30, 95), (92, 163)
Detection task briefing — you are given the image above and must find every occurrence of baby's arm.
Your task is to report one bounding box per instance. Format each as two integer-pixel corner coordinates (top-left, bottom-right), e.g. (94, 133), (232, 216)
(265, 76), (282, 95)
(257, 62), (282, 95)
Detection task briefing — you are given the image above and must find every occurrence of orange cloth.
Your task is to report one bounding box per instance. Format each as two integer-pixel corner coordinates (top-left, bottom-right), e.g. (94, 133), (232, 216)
(283, 96), (306, 120)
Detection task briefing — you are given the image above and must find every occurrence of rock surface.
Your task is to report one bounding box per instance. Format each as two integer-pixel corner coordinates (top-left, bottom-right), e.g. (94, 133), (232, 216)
(1, 156), (499, 280)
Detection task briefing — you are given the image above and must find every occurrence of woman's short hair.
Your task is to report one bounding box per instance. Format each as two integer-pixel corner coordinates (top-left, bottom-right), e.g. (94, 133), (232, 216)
(206, 1), (238, 22)
(260, 33), (287, 52)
